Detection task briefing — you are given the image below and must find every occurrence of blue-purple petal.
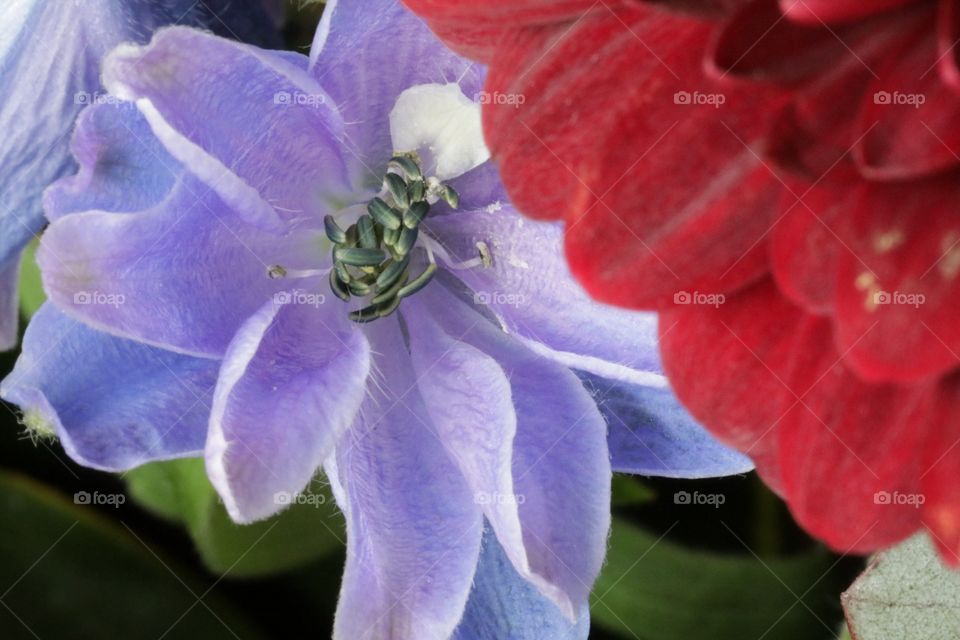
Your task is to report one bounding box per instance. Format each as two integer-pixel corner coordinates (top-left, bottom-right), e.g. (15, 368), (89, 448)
(0, 0), (279, 330)
(309, 0), (484, 189)
(0, 260), (18, 350)
(452, 524), (590, 640)
(427, 208), (665, 386)
(44, 102), (180, 220)
(0, 304), (217, 470)
(330, 317), (483, 640)
(412, 288), (611, 620)
(39, 174), (327, 358)
(102, 27), (350, 232)
(206, 297), (369, 523)
(581, 373), (755, 478)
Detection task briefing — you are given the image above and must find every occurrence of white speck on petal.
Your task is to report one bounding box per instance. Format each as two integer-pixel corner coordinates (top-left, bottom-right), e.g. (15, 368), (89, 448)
(389, 82), (490, 181)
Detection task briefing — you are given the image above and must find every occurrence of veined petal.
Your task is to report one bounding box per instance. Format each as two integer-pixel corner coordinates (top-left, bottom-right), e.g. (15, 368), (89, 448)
(579, 373), (754, 478)
(659, 279), (813, 492)
(777, 344), (928, 553)
(39, 174), (327, 358)
(390, 83), (489, 181)
(833, 177), (960, 383)
(0, 0), (280, 279)
(310, 0), (484, 189)
(426, 207), (665, 385)
(474, 3), (787, 308)
(0, 259), (18, 350)
(411, 288), (610, 620)
(0, 304), (217, 471)
(855, 14), (960, 179)
(44, 102), (180, 221)
(103, 27), (350, 232)
(206, 297), (369, 523)
(452, 524), (590, 640)
(780, 0), (916, 24)
(331, 317), (482, 640)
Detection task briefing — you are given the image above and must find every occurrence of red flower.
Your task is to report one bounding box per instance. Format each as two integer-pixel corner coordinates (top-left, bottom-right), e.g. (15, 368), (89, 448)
(404, 0), (960, 562)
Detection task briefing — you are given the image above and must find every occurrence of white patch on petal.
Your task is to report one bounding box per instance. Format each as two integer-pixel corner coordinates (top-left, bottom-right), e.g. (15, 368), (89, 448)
(389, 82), (490, 181)
(0, 0), (38, 62)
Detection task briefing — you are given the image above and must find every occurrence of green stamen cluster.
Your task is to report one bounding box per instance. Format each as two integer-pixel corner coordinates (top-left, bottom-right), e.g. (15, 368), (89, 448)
(325, 154), (460, 323)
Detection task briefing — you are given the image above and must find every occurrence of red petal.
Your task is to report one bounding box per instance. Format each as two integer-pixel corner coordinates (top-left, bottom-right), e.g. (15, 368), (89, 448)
(939, 0), (960, 91)
(402, 0), (607, 59)
(641, 0), (753, 19)
(777, 353), (927, 554)
(920, 374), (960, 566)
(854, 11), (960, 179)
(659, 279), (816, 492)
(780, 0), (916, 25)
(833, 176), (960, 383)
(768, 178), (848, 314)
(403, 0), (601, 23)
(712, 0), (848, 85)
(481, 4), (788, 307)
(763, 8), (923, 179)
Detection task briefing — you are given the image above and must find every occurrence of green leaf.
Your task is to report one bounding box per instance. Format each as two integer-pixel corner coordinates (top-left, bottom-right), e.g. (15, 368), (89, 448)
(611, 474), (656, 507)
(843, 534), (960, 640)
(592, 519), (840, 640)
(126, 458), (344, 577)
(0, 470), (265, 640)
(18, 239), (45, 320)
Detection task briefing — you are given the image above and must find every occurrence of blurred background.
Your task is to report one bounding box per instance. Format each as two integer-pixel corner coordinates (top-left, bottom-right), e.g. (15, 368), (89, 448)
(0, 3), (863, 638)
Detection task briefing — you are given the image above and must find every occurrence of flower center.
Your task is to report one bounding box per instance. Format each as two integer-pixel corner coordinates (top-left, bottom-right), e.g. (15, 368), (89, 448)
(324, 153), (460, 323)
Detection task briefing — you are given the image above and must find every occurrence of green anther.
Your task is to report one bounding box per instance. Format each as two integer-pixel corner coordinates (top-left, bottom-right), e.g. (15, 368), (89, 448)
(335, 247), (386, 267)
(368, 197), (401, 230)
(348, 280), (373, 297)
(349, 304), (381, 324)
(385, 173), (409, 208)
(345, 223), (359, 247)
(326, 153), (460, 323)
(372, 272), (409, 305)
(383, 226), (401, 247)
(324, 215), (347, 244)
(357, 215), (377, 249)
(376, 294), (403, 318)
(395, 226), (419, 257)
(408, 180), (425, 203)
(376, 255), (411, 289)
(441, 185), (460, 209)
(403, 201), (429, 229)
(397, 263), (437, 300)
(329, 270), (351, 302)
(390, 155), (422, 179)
(335, 261), (352, 284)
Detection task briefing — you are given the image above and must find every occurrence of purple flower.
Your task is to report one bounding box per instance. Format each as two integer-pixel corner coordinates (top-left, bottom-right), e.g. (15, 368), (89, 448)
(0, 0), (280, 349)
(2, 0), (751, 637)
